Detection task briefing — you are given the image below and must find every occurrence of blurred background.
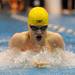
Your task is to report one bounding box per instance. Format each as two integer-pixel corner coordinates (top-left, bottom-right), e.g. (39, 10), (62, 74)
(0, 0), (75, 14)
(0, 0), (75, 52)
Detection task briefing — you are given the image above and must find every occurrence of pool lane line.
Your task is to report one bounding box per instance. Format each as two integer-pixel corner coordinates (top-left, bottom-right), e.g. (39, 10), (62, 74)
(11, 14), (75, 35)
(48, 24), (75, 35)
(11, 14), (27, 22)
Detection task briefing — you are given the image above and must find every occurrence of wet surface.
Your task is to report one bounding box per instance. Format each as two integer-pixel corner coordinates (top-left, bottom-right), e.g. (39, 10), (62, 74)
(0, 12), (75, 75)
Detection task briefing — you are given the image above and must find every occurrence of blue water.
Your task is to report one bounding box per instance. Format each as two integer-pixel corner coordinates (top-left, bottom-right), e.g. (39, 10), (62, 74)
(0, 68), (75, 75)
(0, 11), (75, 75)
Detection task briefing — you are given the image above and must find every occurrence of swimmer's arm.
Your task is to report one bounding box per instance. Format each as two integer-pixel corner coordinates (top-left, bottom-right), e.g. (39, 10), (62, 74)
(49, 33), (64, 50)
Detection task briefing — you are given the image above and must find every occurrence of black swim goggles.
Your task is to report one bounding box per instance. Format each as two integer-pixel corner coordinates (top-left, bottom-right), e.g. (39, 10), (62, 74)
(30, 25), (48, 31)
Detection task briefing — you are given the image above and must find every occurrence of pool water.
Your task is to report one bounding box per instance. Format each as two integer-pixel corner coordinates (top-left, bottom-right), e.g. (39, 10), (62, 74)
(0, 11), (75, 75)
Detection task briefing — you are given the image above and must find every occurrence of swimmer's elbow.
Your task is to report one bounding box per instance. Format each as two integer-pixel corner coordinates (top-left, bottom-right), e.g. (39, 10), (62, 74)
(8, 33), (21, 48)
(56, 34), (65, 50)
(59, 41), (64, 50)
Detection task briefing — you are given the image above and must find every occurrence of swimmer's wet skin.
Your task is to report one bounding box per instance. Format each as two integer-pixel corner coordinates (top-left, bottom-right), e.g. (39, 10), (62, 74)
(8, 7), (65, 68)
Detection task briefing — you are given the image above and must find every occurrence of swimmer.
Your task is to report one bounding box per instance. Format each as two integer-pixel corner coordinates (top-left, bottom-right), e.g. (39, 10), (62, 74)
(9, 7), (64, 68)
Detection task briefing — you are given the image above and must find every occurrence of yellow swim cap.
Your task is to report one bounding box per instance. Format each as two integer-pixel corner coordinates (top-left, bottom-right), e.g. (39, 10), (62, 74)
(28, 7), (48, 26)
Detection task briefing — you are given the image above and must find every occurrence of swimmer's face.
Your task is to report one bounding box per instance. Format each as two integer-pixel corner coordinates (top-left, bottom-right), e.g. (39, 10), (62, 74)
(29, 25), (48, 41)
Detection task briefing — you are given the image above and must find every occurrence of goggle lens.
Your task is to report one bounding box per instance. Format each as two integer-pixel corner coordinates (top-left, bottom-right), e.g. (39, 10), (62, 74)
(30, 25), (48, 31)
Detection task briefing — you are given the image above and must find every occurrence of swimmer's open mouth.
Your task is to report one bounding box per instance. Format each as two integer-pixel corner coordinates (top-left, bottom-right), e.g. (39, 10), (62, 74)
(36, 35), (42, 41)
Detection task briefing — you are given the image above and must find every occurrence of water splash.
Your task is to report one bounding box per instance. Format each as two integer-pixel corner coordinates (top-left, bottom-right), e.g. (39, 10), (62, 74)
(0, 47), (75, 69)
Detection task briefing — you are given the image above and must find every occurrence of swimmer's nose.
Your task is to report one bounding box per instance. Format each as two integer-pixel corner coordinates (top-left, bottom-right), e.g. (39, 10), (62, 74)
(36, 30), (42, 34)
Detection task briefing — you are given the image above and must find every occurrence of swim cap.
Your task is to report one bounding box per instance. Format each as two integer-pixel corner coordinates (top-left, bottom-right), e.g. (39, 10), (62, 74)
(28, 7), (48, 26)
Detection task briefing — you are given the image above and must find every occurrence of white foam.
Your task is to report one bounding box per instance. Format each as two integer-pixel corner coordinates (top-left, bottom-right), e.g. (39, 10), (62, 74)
(0, 47), (75, 69)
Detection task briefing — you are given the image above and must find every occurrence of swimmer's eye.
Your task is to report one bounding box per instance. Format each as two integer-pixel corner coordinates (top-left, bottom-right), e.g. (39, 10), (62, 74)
(30, 26), (39, 31)
(30, 26), (48, 31)
(40, 26), (48, 31)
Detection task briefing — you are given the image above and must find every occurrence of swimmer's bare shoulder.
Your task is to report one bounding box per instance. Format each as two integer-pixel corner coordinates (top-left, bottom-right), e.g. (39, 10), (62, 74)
(47, 31), (64, 50)
(9, 31), (28, 51)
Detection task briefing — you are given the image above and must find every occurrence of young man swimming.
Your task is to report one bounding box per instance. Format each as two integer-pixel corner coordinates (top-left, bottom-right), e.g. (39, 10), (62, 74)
(9, 7), (64, 67)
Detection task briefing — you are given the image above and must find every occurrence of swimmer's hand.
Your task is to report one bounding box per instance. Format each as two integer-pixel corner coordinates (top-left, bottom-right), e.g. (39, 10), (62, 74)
(32, 61), (49, 68)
